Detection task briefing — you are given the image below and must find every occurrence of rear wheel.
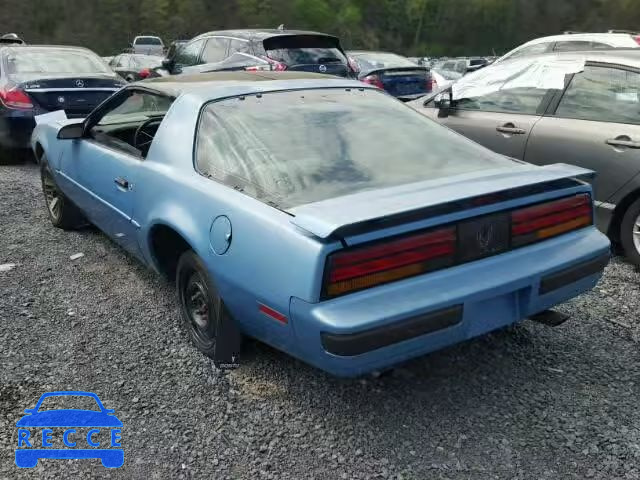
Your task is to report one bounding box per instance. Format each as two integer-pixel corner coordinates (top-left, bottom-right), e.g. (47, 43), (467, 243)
(176, 251), (233, 357)
(620, 198), (640, 267)
(40, 159), (85, 230)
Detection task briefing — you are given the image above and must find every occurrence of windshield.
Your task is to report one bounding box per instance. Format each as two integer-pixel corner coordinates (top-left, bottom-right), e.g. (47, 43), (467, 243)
(5, 48), (110, 74)
(135, 36), (163, 46)
(195, 89), (514, 208)
(352, 53), (418, 70)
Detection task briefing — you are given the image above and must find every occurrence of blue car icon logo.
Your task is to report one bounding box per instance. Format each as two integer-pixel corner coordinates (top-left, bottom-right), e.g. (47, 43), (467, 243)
(15, 391), (123, 468)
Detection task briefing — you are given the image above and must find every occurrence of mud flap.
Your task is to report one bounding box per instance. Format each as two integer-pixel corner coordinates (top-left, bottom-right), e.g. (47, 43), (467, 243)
(213, 308), (242, 370)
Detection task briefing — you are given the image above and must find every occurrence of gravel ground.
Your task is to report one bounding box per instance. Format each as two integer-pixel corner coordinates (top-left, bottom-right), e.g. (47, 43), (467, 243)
(1, 163), (640, 480)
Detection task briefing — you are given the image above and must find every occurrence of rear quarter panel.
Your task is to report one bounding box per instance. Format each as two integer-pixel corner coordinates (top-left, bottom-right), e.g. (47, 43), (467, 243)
(134, 94), (338, 350)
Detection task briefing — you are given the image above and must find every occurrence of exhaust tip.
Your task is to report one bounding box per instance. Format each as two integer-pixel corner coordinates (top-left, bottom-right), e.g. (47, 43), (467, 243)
(528, 310), (570, 327)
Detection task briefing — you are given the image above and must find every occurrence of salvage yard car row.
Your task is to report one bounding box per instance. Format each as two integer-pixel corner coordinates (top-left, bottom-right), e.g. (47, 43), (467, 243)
(1, 26), (639, 377)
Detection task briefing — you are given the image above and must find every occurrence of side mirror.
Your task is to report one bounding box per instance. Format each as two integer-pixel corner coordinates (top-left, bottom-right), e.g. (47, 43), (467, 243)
(57, 123), (84, 140)
(434, 91), (454, 118)
(161, 58), (174, 71)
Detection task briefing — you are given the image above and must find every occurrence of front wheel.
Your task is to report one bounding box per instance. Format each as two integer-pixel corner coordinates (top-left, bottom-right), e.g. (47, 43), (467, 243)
(40, 159), (85, 230)
(176, 251), (233, 357)
(620, 198), (640, 267)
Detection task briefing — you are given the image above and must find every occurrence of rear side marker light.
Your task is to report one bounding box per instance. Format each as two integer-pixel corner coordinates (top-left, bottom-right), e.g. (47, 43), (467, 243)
(259, 303), (287, 324)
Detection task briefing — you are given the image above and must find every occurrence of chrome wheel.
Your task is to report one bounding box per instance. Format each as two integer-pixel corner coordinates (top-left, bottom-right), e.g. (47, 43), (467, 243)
(633, 213), (640, 255)
(42, 174), (61, 221)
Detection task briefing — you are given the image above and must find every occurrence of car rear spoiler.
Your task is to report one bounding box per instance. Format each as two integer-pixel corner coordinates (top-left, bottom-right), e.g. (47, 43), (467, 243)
(362, 66), (429, 77)
(288, 163), (595, 240)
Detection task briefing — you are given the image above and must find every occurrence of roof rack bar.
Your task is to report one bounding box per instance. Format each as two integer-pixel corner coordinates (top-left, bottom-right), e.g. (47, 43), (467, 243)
(607, 29), (640, 35)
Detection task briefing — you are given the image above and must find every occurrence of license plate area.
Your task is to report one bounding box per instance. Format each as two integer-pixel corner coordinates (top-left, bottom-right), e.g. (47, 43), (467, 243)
(457, 213), (510, 263)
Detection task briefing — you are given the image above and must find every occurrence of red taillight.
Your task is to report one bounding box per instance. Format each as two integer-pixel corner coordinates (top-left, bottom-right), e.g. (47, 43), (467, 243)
(634, 35), (640, 45)
(245, 64), (272, 72)
(361, 74), (384, 89)
(139, 68), (151, 79)
(0, 87), (33, 110)
(323, 228), (456, 299)
(427, 76), (437, 91)
(262, 56), (287, 71)
(511, 194), (592, 247)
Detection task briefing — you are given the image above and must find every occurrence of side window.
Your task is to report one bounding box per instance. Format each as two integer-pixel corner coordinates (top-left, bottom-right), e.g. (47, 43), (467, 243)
(116, 56), (129, 68)
(555, 66), (640, 125)
(457, 87), (549, 115)
(90, 90), (174, 157)
(201, 37), (230, 63)
(96, 93), (173, 125)
(553, 41), (597, 52)
(174, 39), (205, 67)
(506, 42), (551, 60)
(229, 39), (250, 54)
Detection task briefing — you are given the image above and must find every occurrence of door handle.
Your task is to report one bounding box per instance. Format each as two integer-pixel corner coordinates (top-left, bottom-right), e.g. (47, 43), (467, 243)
(606, 136), (640, 149)
(496, 123), (526, 135)
(114, 177), (129, 190)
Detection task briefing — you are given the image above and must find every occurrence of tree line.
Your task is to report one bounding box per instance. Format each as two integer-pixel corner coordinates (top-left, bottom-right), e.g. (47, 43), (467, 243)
(2, 0), (639, 57)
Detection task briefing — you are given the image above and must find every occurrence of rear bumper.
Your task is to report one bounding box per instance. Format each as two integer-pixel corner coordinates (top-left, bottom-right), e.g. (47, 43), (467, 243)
(0, 111), (35, 149)
(290, 228), (610, 377)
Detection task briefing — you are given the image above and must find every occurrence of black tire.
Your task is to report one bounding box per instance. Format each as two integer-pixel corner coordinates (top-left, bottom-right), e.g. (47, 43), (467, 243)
(40, 159), (85, 230)
(620, 198), (640, 267)
(176, 251), (232, 357)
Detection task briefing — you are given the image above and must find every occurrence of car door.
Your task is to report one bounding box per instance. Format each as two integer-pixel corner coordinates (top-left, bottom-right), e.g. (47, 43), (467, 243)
(525, 64), (640, 205)
(427, 85), (551, 160)
(59, 89), (170, 256)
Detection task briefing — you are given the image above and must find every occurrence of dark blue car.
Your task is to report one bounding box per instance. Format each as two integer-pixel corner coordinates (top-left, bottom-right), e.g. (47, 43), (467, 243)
(15, 391), (123, 468)
(0, 44), (124, 164)
(348, 51), (434, 101)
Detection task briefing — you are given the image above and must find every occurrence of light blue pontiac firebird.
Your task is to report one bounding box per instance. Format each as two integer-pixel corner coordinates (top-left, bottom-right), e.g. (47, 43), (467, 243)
(32, 71), (610, 377)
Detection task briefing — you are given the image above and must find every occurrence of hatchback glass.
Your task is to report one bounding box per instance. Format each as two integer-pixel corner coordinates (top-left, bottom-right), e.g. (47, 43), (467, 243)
(196, 89), (514, 207)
